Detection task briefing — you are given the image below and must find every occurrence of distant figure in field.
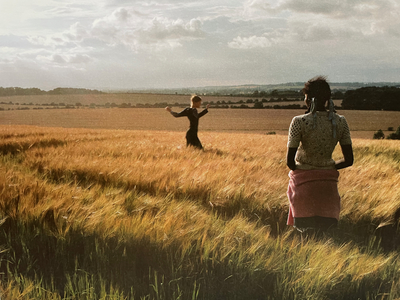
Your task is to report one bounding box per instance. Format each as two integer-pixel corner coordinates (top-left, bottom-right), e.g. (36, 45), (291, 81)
(165, 95), (210, 149)
(286, 76), (354, 236)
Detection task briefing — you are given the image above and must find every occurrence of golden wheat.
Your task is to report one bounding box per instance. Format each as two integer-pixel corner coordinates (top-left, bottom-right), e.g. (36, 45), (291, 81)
(1, 125), (400, 299)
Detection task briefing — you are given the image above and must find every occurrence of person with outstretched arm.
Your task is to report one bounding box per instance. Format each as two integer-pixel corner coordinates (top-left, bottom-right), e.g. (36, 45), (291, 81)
(165, 95), (210, 149)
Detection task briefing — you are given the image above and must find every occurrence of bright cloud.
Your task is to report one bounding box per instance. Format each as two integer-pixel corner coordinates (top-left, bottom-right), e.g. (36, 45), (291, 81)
(87, 7), (205, 51)
(228, 35), (272, 49)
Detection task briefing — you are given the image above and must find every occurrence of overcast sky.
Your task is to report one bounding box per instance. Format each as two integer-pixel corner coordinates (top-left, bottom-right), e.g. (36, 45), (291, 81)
(1, 0), (400, 90)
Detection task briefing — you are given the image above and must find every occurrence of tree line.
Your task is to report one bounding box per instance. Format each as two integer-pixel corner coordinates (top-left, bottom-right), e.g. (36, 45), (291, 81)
(342, 86), (400, 111)
(373, 126), (400, 140)
(2, 85), (400, 111)
(0, 87), (103, 97)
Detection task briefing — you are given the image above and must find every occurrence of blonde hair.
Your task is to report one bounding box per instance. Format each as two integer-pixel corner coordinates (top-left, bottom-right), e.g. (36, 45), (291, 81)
(191, 95), (202, 103)
(190, 95), (202, 107)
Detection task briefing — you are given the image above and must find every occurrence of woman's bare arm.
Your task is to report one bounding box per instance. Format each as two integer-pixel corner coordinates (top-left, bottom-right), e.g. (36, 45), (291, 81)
(335, 144), (354, 170)
(286, 147), (298, 171)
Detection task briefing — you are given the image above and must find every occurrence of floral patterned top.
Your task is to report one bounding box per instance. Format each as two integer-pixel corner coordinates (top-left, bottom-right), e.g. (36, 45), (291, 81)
(287, 111), (352, 170)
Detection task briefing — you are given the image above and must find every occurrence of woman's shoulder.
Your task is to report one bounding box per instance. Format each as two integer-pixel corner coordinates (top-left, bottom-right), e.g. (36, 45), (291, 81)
(292, 113), (312, 122)
(333, 112), (348, 122)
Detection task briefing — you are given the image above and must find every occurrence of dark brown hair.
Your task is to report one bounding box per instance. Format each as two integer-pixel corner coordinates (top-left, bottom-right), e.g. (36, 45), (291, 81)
(302, 76), (331, 101)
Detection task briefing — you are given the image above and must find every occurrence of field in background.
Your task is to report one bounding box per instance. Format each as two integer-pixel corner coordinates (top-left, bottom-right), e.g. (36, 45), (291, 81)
(1, 107), (400, 139)
(1, 125), (400, 299)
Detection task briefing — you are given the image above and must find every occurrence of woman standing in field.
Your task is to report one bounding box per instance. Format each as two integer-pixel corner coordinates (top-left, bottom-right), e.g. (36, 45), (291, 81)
(286, 76), (354, 236)
(165, 95), (210, 149)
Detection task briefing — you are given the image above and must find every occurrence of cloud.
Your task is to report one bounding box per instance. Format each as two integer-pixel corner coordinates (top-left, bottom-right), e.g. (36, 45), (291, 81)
(86, 7), (205, 51)
(0, 34), (35, 48)
(277, 0), (400, 21)
(63, 22), (90, 42)
(1, 0), (400, 89)
(44, 6), (84, 16)
(228, 35), (272, 49)
(36, 51), (94, 64)
(69, 53), (93, 64)
(0, 4), (207, 81)
(246, 0), (396, 19)
(237, 0), (400, 48)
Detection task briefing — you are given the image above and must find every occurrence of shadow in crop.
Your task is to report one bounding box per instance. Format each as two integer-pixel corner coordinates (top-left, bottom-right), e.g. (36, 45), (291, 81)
(0, 212), (278, 299)
(0, 133), (45, 140)
(291, 212), (400, 256)
(0, 138), (67, 155)
(32, 163), (400, 255)
(0, 215), (156, 297)
(1, 205), (396, 299)
(25, 154), (400, 260)
(33, 163), (289, 238)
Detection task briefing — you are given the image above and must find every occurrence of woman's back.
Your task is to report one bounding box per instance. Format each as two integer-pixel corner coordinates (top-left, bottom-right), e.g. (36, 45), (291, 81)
(288, 111), (351, 170)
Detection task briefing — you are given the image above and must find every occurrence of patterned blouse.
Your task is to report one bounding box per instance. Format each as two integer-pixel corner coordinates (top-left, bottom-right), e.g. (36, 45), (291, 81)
(287, 111), (352, 170)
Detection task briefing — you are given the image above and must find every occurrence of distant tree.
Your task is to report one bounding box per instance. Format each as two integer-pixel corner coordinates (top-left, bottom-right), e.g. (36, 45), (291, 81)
(332, 91), (344, 99)
(386, 126), (400, 140)
(253, 101), (263, 108)
(259, 91), (267, 97)
(270, 90), (279, 96)
(342, 86), (400, 111)
(48, 88), (103, 95)
(373, 129), (385, 139)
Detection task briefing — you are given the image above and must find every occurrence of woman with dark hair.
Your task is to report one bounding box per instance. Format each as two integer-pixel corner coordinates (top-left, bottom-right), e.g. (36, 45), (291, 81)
(286, 76), (354, 236)
(165, 95), (210, 149)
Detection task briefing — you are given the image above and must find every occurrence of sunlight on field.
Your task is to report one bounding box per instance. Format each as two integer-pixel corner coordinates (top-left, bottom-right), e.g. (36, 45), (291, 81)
(1, 125), (400, 299)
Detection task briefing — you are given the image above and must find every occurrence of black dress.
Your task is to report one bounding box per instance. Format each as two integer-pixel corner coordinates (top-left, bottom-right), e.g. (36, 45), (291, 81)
(170, 107), (208, 149)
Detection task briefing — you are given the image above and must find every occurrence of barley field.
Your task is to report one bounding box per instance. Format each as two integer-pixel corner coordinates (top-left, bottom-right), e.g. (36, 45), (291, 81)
(1, 124), (400, 299)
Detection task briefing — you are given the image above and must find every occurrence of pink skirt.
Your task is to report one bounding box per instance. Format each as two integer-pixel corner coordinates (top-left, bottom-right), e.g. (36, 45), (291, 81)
(287, 169), (341, 226)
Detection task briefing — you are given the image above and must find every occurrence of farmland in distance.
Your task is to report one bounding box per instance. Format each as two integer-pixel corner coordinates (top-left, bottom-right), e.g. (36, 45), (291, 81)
(1, 105), (400, 139)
